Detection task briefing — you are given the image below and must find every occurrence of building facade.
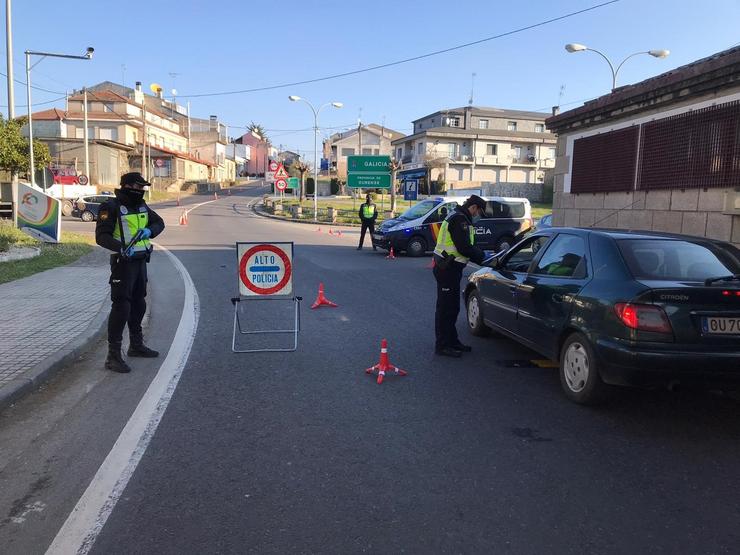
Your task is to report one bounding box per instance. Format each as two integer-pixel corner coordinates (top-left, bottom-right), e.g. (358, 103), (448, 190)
(546, 45), (740, 246)
(392, 106), (556, 199)
(323, 124), (403, 178)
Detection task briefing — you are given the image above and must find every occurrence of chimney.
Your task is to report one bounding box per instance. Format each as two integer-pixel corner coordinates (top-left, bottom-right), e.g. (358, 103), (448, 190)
(552, 106), (560, 116)
(135, 81), (142, 92)
(134, 81), (144, 105)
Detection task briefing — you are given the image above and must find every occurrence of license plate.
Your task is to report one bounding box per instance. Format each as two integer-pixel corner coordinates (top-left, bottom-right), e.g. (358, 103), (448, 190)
(372, 234), (383, 241)
(702, 317), (740, 335)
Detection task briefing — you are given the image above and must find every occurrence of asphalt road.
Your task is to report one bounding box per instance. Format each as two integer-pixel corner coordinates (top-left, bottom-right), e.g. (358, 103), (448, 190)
(3, 183), (740, 554)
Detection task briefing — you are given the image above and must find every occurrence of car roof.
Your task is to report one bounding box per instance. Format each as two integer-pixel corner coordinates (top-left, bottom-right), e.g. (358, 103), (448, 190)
(544, 226), (729, 245)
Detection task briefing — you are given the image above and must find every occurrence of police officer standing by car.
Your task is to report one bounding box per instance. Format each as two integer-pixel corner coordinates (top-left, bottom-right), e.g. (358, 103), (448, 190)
(432, 195), (489, 357)
(96, 172), (165, 373)
(357, 193), (378, 251)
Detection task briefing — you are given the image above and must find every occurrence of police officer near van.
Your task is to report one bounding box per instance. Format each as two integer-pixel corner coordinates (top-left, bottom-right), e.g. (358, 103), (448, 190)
(96, 172), (165, 373)
(357, 193), (378, 251)
(432, 195), (490, 357)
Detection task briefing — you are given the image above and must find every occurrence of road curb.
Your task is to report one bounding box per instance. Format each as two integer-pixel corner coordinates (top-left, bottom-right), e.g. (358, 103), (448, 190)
(250, 201), (361, 228)
(0, 296), (109, 413)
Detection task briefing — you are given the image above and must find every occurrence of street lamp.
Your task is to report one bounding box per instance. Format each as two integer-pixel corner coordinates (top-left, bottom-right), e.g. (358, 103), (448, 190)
(25, 47), (94, 186)
(564, 43), (669, 91)
(288, 95), (343, 221)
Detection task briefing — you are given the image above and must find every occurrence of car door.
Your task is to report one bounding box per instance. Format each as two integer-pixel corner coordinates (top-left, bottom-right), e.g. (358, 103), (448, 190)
(516, 233), (591, 358)
(478, 235), (551, 335)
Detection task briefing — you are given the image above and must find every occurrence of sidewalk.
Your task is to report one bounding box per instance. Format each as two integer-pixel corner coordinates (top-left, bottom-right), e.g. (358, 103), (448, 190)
(0, 247), (110, 410)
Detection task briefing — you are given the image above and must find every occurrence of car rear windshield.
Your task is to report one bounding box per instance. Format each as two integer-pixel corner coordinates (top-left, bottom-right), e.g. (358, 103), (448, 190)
(617, 239), (740, 281)
(484, 201), (525, 219)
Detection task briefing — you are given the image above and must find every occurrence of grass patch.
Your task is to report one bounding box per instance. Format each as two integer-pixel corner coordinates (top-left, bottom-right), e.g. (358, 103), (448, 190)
(0, 228), (95, 284)
(531, 203), (552, 220)
(0, 220), (37, 252)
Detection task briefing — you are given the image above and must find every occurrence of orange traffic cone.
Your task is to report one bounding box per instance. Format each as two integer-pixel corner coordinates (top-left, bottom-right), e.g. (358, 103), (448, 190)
(329, 229), (334, 235)
(179, 210), (188, 226)
(311, 283), (338, 309)
(426, 257), (435, 269)
(365, 339), (407, 385)
(316, 227), (322, 233)
(386, 247), (396, 260)
(176, 197), (181, 207)
(336, 230), (343, 237)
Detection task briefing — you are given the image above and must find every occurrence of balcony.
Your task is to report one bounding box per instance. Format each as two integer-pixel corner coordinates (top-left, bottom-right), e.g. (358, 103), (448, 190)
(402, 154), (413, 164)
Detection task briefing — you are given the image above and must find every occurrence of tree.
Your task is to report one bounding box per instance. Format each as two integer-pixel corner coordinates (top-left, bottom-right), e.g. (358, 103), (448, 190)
(423, 155), (446, 195)
(293, 159), (311, 201)
(248, 122), (268, 142)
(0, 115), (51, 179)
(388, 157), (401, 214)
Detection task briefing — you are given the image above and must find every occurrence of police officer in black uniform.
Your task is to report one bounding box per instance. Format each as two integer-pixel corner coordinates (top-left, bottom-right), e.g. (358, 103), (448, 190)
(432, 195), (489, 357)
(96, 172), (165, 373)
(357, 193), (378, 250)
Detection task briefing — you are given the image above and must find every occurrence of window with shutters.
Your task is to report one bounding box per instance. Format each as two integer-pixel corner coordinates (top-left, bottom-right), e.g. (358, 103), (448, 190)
(570, 126), (639, 193)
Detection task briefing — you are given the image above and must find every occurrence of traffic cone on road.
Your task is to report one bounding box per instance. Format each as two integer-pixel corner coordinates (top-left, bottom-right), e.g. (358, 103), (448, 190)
(176, 197), (181, 207)
(316, 227), (322, 233)
(179, 211), (188, 226)
(386, 247), (396, 260)
(329, 229), (334, 235)
(311, 283), (338, 309)
(365, 339), (407, 385)
(426, 257), (435, 269)
(336, 230), (343, 237)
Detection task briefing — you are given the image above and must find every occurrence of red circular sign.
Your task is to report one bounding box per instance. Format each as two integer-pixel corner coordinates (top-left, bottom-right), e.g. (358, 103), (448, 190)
(77, 174), (89, 186)
(155, 158), (164, 167)
(239, 244), (292, 295)
(269, 160), (279, 171)
(275, 178), (288, 191)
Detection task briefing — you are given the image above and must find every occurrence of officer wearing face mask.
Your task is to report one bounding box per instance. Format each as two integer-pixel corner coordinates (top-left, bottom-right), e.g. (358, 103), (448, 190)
(432, 195), (492, 357)
(96, 172), (165, 373)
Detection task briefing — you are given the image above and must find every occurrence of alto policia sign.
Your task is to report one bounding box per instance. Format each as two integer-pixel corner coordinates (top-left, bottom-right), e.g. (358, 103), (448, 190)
(347, 155), (391, 189)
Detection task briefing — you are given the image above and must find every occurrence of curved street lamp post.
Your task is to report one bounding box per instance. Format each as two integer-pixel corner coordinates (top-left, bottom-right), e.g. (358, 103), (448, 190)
(288, 96), (343, 221)
(565, 43), (669, 91)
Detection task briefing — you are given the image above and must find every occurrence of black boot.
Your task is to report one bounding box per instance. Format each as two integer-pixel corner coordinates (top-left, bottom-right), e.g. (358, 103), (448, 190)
(128, 338), (159, 358)
(105, 342), (132, 373)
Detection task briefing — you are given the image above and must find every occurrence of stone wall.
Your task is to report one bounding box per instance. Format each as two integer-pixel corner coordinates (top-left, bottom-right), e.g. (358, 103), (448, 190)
(481, 182), (544, 202)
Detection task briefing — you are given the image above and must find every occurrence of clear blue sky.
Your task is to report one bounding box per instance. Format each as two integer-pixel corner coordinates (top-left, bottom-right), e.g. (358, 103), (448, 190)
(3, 0), (739, 157)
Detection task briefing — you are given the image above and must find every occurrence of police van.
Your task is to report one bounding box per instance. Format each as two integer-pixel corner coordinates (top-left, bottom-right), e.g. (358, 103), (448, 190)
(371, 195), (533, 256)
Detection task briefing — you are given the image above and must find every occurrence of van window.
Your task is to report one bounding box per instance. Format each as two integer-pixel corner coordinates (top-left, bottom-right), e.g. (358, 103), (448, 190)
(425, 202), (457, 223)
(398, 199), (440, 221)
(484, 201), (525, 219)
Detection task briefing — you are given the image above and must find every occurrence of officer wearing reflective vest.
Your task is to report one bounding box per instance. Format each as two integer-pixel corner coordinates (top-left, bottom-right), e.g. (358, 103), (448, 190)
(96, 172), (165, 373)
(357, 193), (378, 251)
(432, 195), (490, 357)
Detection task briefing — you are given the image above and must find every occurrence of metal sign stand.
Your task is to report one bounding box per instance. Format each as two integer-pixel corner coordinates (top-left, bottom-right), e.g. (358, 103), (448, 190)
(230, 296), (302, 353)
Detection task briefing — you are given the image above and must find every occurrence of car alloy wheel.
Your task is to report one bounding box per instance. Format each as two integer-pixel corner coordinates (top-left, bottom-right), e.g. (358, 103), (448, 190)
(466, 289), (491, 336)
(563, 341), (589, 393)
(81, 210), (94, 222)
(407, 236), (426, 257)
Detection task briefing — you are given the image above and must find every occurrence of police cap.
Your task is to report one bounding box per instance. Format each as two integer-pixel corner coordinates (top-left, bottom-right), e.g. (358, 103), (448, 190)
(120, 172), (151, 188)
(463, 195), (486, 211)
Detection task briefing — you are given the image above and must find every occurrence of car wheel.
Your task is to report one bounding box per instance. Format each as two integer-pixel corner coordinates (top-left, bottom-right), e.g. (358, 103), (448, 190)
(61, 201), (73, 217)
(559, 332), (608, 405)
(406, 236), (427, 257)
(494, 234), (514, 252)
(466, 289), (491, 337)
(81, 210), (95, 222)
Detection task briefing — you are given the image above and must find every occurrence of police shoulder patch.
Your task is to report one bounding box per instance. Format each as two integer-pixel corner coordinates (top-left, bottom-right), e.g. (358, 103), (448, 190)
(99, 209), (109, 221)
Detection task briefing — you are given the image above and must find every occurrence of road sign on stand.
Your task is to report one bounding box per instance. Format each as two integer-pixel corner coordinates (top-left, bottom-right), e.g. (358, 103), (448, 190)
(287, 177), (299, 190)
(275, 178), (288, 192)
(403, 179), (418, 201)
(347, 155), (391, 189)
(237, 242), (293, 297)
(274, 164), (289, 180)
(233, 241), (301, 353)
(77, 174), (89, 186)
(268, 160), (279, 172)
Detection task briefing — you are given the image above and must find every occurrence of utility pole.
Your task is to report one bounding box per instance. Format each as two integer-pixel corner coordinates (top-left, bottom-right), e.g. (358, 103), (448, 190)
(83, 87), (90, 183)
(6, 0), (17, 223)
(142, 105), (148, 181)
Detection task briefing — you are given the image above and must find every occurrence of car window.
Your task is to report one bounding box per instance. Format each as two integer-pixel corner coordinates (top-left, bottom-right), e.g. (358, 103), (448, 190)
(532, 234), (588, 278)
(617, 239), (740, 281)
(425, 202), (456, 224)
(500, 236), (549, 273)
(485, 200), (525, 219)
(398, 199), (439, 221)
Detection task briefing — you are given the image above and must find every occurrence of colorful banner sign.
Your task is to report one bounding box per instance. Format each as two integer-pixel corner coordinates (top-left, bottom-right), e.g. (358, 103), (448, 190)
(16, 182), (61, 243)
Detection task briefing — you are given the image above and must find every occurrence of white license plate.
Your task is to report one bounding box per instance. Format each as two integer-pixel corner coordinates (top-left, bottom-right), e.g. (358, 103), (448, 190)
(372, 234), (383, 240)
(702, 317), (740, 335)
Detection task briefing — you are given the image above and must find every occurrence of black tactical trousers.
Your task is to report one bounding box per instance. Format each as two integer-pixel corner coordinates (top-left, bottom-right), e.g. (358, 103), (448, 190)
(433, 262), (464, 350)
(108, 255), (148, 344)
(358, 221), (375, 248)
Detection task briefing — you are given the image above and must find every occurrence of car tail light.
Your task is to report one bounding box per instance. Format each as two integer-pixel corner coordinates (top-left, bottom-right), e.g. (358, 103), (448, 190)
(614, 303), (673, 334)
(722, 290), (740, 297)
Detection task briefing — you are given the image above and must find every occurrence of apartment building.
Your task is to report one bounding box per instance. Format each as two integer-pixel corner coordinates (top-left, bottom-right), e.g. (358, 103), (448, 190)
(391, 106), (556, 199)
(323, 124), (404, 178)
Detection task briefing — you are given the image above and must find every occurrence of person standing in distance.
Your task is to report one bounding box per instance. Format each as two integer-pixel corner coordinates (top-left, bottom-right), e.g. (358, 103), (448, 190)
(357, 193), (378, 251)
(432, 195), (490, 357)
(96, 172), (165, 373)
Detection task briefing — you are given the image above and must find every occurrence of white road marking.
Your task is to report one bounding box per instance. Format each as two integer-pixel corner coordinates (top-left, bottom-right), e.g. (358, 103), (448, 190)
(183, 197), (219, 217)
(46, 243), (199, 555)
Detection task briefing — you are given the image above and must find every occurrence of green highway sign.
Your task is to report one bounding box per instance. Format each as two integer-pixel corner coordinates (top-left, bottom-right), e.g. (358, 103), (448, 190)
(287, 177), (299, 189)
(347, 155), (391, 189)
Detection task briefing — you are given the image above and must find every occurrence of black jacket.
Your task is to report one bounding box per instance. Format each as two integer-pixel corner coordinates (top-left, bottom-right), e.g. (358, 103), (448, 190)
(95, 192), (165, 254)
(358, 202), (378, 223)
(444, 206), (485, 265)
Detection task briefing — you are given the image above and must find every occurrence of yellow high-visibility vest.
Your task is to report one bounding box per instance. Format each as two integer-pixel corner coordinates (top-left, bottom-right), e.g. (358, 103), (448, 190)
(362, 204), (376, 219)
(433, 218), (475, 264)
(112, 204), (151, 257)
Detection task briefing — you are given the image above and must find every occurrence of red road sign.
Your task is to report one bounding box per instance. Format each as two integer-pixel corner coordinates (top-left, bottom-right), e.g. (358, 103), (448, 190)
(275, 178), (288, 191)
(268, 160), (279, 172)
(238, 243), (292, 296)
(274, 164), (289, 179)
(77, 174), (89, 186)
(155, 158), (164, 168)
